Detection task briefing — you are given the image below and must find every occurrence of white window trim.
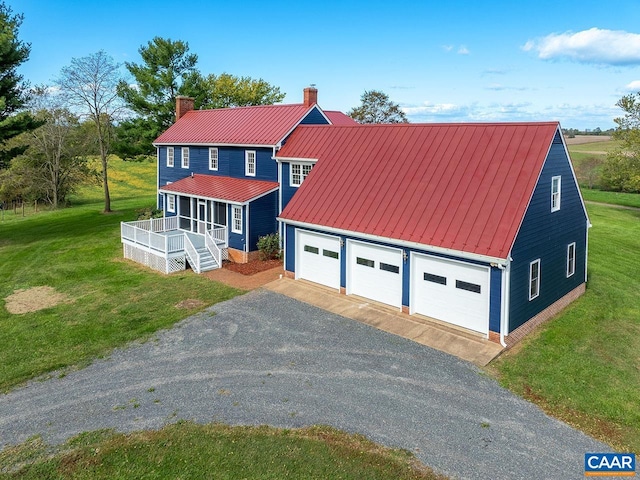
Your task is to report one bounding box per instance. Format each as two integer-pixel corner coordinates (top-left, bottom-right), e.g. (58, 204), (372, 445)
(290, 162), (313, 187)
(167, 147), (174, 167)
(529, 259), (540, 301)
(245, 150), (256, 177)
(181, 147), (189, 169)
(567, 242), (576, 277)
(232, 205), (242, 233)
(551, 175), (561, 212)
(209, 147), (218, 171)
(166, 194), (175, 213)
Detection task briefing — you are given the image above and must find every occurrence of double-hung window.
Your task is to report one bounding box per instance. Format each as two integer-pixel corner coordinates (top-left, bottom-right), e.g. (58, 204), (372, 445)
(567, 242), (576, 277)
(166, 194), (175, 213)
(232, 205), (242, 233)
(245, 151), (256, 177)
(529, 259), (540, 300)
(551, 176), (561, 212)
(181, 147), (189, 169)
(291, 163), (313, 186)
(209, 147), (218, 171)
(167, 147), (174, 167)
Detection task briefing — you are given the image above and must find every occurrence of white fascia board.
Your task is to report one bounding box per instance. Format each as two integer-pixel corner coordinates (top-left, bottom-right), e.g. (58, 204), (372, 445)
(275, 104), (330, 148)
(274, 156), (319, 164)
(278, 218), (509, 266)
(158, 186), (279, 207)
(153, 142), (275, 149)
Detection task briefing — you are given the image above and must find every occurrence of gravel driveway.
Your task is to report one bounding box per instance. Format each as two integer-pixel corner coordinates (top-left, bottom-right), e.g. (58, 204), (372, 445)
(0, 289), (608, 479)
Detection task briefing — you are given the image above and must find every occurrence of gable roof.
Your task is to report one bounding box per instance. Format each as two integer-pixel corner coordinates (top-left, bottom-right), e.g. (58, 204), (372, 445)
(324, 111), (359, 125)
(159, 175), (278, 204)
(154, 103), (321, 147)
(278, 122), (561, 261)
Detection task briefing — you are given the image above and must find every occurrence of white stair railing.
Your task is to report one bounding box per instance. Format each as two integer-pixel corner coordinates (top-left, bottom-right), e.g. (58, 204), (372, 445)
(205, 230), (221, 269)
(183, 233), (200, 273)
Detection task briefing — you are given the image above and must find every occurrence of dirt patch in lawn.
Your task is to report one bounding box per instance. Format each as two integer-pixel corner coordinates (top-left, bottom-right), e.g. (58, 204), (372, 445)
(5, 286), (73, 314)
(223, 259), (283, 275)
(174, 299), (206, 309)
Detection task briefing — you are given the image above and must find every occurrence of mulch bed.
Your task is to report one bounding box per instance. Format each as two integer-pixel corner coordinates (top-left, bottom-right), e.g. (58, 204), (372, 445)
(223, 259), (283, 275)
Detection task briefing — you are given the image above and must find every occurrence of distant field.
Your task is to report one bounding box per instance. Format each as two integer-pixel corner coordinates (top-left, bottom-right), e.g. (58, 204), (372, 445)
(564, 135), (612, 145)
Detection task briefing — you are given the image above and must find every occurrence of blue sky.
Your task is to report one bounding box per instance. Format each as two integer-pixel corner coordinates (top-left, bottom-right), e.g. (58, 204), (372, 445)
(12, 0), (640, 129)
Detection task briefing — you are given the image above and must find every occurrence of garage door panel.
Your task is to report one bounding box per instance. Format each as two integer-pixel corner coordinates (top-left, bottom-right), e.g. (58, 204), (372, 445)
(297, 230), (340, 290)
(412, 254), (489, 334)
(348, 241), (402, 308)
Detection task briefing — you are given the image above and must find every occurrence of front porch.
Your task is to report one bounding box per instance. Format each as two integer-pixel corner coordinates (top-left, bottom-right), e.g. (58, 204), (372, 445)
(121, 216), (228, 274)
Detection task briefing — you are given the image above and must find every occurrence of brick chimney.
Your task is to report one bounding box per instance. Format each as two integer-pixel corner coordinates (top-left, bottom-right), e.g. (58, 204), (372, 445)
(303, 86), (318, 107)
(175, 96), (195, 121)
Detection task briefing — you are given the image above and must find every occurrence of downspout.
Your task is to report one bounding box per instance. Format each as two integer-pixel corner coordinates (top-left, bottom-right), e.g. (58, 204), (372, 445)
(585, 220), (591, 283)
(498, 259), (511, 348)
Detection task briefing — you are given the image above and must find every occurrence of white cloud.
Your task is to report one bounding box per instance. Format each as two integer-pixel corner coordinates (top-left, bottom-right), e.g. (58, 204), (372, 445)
(457, 46), (470, 55)
(442, 45), (454, 52)
(624, 80), (640, 91)
(523, 28), (640, 65)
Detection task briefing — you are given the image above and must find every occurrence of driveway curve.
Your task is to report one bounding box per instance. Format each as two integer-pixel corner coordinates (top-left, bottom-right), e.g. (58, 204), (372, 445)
(0, 289), (608, 479)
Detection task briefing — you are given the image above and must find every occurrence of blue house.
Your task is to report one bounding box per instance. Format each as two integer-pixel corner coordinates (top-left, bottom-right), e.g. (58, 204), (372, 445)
(277, 122), (589, 345)
(120, 87), (355, 273)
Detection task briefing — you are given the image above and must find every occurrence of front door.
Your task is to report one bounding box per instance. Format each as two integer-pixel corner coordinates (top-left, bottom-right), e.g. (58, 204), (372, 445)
(197, 200), (207, 234)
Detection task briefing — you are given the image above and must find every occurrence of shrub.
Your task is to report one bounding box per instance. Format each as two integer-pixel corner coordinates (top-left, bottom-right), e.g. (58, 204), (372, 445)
(257, 233), (281, 260)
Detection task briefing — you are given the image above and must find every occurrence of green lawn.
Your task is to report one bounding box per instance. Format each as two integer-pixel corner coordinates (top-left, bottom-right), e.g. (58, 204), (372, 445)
(493, 202), (640, 452)
(580, 188), (640, 209)
(0, 423), (444, 479)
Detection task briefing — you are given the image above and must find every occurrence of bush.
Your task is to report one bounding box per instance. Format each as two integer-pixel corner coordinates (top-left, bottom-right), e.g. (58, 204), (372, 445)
(257, 233), (281, 260)
(601, 153), (640, 192)
(136, 207), (163, 220)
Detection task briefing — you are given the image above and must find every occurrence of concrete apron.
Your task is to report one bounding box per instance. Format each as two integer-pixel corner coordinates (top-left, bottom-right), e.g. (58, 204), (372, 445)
(263, 277), (504, 367)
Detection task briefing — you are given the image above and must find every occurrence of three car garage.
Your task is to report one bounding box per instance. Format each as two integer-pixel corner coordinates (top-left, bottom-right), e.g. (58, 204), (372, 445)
(294, 228), (491, 335)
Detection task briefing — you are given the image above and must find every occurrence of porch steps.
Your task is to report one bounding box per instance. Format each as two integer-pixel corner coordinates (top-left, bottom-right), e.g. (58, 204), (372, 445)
(185, 232), (219, 273)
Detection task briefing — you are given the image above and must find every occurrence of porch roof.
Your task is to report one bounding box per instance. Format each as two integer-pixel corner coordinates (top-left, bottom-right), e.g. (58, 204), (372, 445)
(159, 174), (279, 204)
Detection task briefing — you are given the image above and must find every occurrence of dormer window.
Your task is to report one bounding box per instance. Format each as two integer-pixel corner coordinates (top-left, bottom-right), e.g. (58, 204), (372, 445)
(291, 163), (313, 186)
(246, 150), (256, 177)
(551, 176), (561, 212)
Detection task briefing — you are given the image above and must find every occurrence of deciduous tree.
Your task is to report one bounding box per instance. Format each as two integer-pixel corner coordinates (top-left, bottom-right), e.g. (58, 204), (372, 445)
(56, 51), (122, 212)
(200, 73), (285, 109)
(348, 90), (408, 124)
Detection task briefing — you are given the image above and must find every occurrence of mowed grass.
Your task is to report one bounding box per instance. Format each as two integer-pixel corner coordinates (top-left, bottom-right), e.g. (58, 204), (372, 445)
(0, 423), (445, 480)
(0, 158), (240, 391)
(581, 189), (640, 209)
(493, 202), (640, 452)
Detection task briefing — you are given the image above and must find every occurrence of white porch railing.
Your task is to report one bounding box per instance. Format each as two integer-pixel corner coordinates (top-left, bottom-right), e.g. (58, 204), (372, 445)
(211, 224), (227, 245)
(184, 233), (200, 273)
(121, 218), (183, 254)
(205, 230), (222, 268)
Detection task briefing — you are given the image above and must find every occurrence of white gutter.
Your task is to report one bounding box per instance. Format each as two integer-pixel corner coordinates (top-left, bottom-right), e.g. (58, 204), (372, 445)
(498, 259), (511, 348)
(278, 218), (509, 267)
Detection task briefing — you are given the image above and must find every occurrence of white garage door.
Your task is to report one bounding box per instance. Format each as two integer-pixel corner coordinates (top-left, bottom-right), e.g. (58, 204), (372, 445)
(411, 254), (489, 334)
(297, 230), (341, 290)
(347, 240), (403, 308)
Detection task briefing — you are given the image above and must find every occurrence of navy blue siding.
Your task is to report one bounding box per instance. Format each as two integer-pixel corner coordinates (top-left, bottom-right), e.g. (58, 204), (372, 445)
(285, 224), (296, 272)
(281, 163), (298, 210)
(299, 107), (330, 125)
(248, 192), (278, 251)
(228, 204), (245, 251)
(508, 132), (587, 331)
(158, 146), (277, 187)
(489, 267), (502, 333)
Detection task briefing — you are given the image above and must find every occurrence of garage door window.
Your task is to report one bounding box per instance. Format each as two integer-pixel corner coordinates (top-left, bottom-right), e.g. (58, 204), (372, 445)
(356, 257), (374, 268)
(323, 249), (339, 259)
(304, 245), (319, 254)
(424, 272), (447, 285)
(380, 262), (399, 274)
(456, 280), (481, 294)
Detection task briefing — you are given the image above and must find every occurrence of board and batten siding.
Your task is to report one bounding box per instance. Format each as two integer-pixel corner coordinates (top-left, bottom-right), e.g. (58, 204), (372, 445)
(248, 191), (278, 251)
(508, 131), (588, 331)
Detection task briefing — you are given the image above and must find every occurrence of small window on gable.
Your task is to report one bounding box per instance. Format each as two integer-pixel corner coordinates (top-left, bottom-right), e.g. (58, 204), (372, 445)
(551, 176), (561, 212)
(167, 147), (174, 167)
(291, 163), (313, 187)
(529, 259), (540, 300)
(166, 194), (175, 213)
(232, 205), (242, 233)
(209, 147), (218, 171)
(567, 242), (576, 277)
(181, 147), (189, 168)
(246, 150), (256, 177)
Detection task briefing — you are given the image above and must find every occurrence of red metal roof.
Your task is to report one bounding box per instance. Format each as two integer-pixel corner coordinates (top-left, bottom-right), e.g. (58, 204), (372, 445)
(159, 175), (278, 204)
(325, 111), (358, 125)
(278, 122), (561, 260)
(154, 104), (317, 146)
